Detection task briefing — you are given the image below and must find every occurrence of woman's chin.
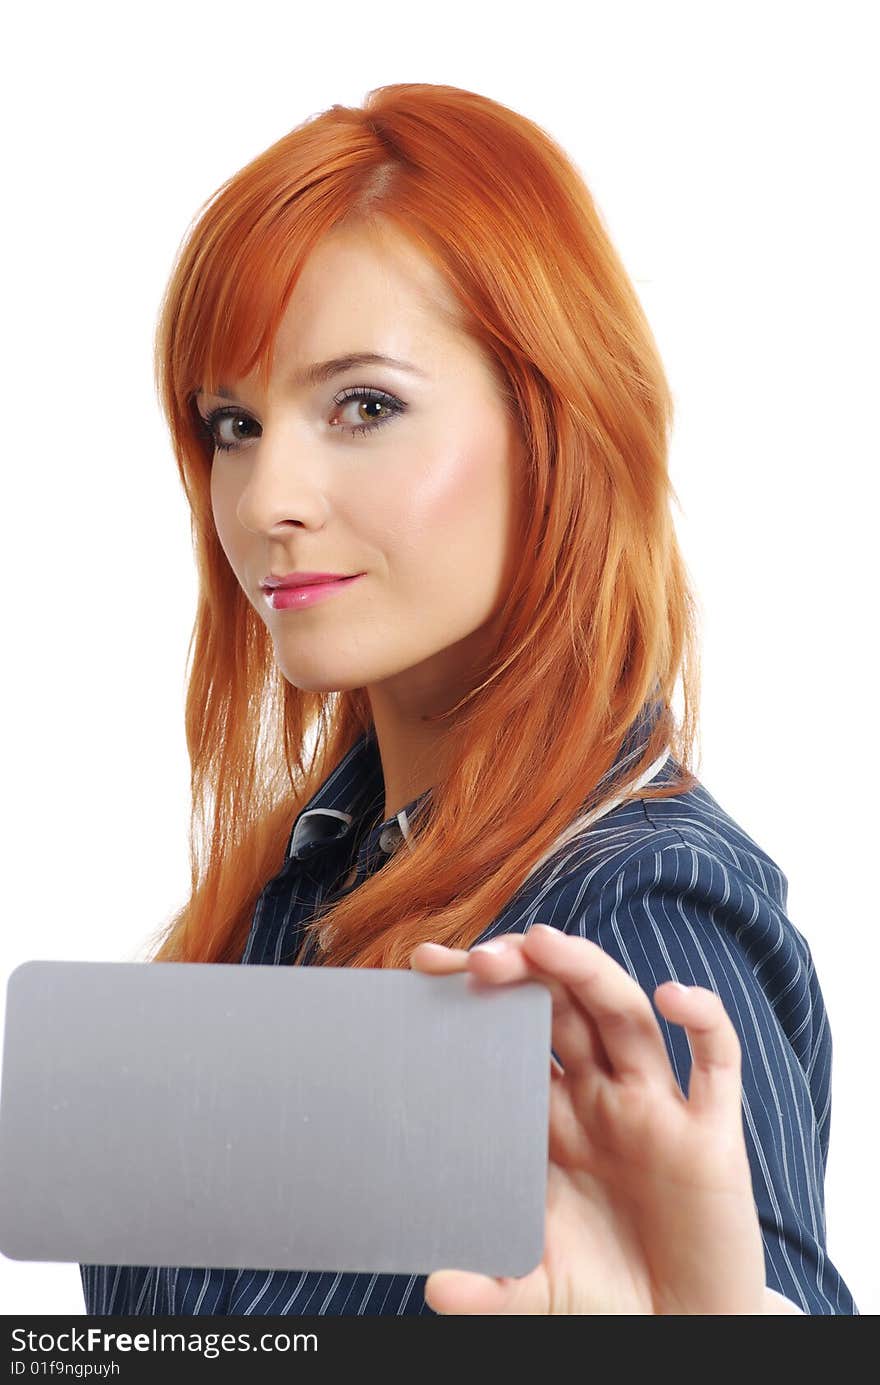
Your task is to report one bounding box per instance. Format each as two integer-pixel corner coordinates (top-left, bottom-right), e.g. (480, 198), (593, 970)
(276, 666), (366, 695)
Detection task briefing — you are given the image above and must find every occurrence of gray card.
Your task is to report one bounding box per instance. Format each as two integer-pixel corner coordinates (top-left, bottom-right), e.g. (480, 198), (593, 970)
(0, 959), (551, 1276)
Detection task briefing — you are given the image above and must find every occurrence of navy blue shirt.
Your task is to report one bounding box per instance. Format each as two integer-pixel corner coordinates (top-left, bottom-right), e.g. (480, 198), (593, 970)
(80, 724), (859, 1315)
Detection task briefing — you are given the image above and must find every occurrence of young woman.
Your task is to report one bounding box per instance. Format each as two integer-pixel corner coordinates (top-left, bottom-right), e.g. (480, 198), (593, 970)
(80, 83), (858, 1315)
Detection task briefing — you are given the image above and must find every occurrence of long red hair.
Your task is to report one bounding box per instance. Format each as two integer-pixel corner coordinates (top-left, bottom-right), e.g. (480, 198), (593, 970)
(145, 82), (702, 970)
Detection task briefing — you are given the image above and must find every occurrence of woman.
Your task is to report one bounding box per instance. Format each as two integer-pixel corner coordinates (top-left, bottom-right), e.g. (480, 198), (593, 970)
(80, 83), (857, 1315)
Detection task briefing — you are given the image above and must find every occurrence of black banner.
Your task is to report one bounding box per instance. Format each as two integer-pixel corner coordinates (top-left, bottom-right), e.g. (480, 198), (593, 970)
(3, 1316), (560, 1378)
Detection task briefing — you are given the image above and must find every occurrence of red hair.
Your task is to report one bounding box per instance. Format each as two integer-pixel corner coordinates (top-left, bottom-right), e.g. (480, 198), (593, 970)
(146, 82), (702, 970)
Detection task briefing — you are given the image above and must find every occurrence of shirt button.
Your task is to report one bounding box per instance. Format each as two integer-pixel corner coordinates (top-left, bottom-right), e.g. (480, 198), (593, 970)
(378, 824), (402, 854)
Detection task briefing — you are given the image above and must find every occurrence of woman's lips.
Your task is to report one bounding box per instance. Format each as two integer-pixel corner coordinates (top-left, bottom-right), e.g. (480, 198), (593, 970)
(263, 573), (365, 611)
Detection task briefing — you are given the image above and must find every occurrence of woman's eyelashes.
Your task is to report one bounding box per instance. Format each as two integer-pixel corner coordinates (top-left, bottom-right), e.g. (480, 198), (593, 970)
(197, 385), (408, 453)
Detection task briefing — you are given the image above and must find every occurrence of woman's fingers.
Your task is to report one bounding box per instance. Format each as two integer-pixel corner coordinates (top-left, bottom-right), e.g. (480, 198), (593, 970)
(652, 981), (743, 1119)
(412, 927), (689, 1094)
(520, 926), (679, 1092)
(468, 936), (612, 1080)
(410, 937), (569, 1076)
(411, 931), (743, 1173)
(409, 941), (471, 974)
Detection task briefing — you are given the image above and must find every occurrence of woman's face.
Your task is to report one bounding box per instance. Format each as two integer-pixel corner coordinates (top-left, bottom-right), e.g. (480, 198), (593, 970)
(201, 223), (522, 712)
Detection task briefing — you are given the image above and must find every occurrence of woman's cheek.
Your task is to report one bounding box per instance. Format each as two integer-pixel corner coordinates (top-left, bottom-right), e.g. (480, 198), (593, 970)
(384, 443), (513, 625)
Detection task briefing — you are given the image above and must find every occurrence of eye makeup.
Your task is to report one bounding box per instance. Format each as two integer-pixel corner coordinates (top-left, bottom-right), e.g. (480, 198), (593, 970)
(195, 385), (408, 452)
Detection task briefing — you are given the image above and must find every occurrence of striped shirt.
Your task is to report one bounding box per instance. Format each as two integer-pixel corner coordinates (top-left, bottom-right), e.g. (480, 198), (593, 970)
(80, 719), (859, 1315)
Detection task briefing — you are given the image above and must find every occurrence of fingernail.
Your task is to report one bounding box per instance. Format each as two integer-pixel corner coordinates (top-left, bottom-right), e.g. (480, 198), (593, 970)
(471, 939), (508, 954)
(668, 981), (691, 992)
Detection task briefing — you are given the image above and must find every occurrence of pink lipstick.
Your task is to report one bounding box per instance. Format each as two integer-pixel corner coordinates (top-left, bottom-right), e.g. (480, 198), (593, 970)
(263, 574), (364, 611)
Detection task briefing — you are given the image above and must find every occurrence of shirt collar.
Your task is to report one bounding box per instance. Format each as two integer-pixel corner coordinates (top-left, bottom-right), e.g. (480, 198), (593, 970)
(287, 699), (669, 866)
(287, 727), (431, 864)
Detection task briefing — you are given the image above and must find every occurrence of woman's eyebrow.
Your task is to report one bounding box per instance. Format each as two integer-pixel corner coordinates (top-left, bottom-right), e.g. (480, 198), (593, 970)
(195, 352), (429, 399)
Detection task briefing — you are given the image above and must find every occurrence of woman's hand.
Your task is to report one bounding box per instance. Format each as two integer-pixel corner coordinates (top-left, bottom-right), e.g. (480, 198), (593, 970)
(409, 924), (768, 1315)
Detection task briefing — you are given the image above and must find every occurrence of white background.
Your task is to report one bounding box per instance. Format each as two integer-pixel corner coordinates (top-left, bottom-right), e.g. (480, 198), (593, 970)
(2, 0), (876, 1315)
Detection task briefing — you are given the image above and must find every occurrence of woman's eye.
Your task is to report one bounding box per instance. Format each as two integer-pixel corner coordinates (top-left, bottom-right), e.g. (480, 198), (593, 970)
(331, 386), (407, 438)
(198, 385), (406, 454)
(199, 410), (259, 453)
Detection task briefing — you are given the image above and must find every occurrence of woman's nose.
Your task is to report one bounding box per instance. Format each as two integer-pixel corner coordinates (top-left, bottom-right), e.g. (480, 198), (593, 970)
(234, 432), (331, 534)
